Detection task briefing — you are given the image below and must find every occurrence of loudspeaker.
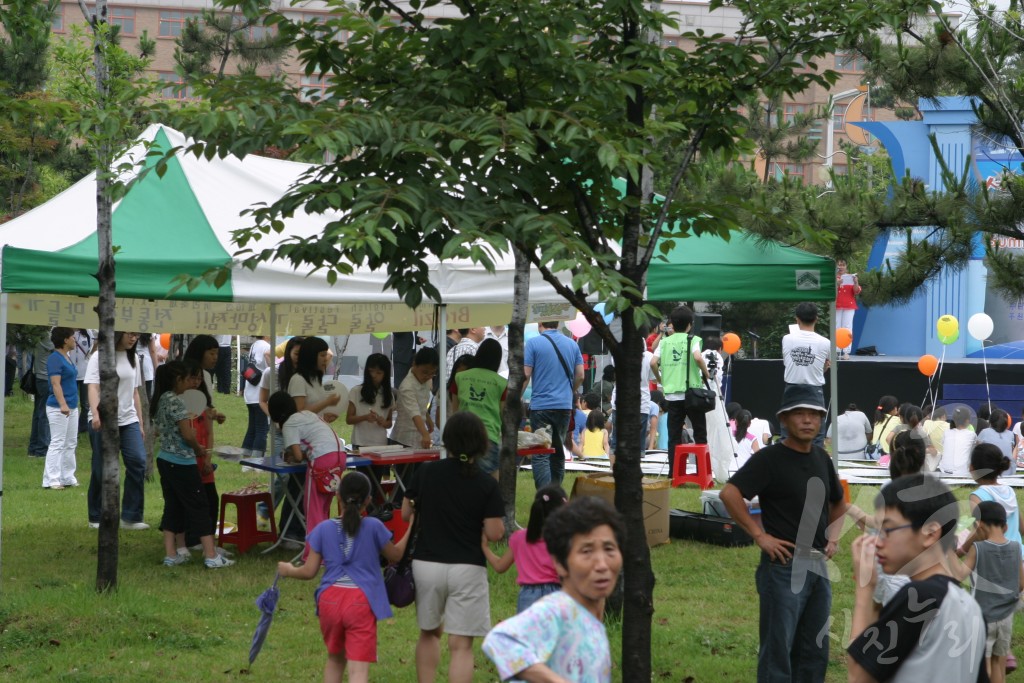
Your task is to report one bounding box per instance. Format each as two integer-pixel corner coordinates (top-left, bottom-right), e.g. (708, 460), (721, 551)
(693, 313), (722, 338)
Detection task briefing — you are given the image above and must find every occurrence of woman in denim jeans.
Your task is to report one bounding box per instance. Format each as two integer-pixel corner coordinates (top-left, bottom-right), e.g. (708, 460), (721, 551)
(86, 331), (148, 530)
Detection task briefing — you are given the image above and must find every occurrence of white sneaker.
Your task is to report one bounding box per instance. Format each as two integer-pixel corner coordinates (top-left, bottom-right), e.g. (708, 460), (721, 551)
(163, 555), (189, 567)
(120, 520), (150, 531)
(88, 522), (99, 529)
(204, 554), (235, 569)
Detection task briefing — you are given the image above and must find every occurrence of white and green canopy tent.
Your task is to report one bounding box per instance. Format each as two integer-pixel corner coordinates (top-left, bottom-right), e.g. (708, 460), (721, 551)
(0, 123), (575, 579)
(0, 124), (573, 334)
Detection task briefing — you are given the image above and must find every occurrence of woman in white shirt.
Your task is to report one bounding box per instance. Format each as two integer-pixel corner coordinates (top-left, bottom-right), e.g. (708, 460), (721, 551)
(241, 336), (272, 457)
(287, 337), (341, 422)
(941, 406), (977, 476)
(86, 331), (148, 530)
(346, 353), (396, 449)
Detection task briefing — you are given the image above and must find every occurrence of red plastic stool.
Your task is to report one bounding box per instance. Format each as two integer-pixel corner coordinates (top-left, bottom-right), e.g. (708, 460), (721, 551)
(672, 444), (713, 489)
(219, 490), (278, 554)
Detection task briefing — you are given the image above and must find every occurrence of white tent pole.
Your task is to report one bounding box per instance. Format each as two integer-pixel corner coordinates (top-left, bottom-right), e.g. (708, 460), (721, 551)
(235, 335), (241, 395)
(268, 304), (278, 454)
(439, 305), (447, 458)
(0, 293), (8, 585)
(830, 301), (838, 468)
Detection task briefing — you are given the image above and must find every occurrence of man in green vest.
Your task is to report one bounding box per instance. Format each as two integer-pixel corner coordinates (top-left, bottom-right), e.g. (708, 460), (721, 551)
(650, 305), (710, 478)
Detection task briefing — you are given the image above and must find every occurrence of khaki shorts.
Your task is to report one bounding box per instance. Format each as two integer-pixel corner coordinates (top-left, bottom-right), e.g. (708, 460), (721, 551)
(986, 613), (1014, 658)
(412, 560), (491, 636)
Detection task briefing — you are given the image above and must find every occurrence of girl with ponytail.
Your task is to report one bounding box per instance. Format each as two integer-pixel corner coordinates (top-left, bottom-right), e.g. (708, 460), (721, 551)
(278, 470), (413, 683)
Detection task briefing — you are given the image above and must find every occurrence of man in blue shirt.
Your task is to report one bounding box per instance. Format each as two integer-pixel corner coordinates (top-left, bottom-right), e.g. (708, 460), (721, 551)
(524, 321), (584, 488)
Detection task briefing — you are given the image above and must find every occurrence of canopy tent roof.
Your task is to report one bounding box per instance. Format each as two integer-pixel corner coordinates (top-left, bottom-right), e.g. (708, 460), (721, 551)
(0, 124), (573, 334)
(646, 231), (836, 303)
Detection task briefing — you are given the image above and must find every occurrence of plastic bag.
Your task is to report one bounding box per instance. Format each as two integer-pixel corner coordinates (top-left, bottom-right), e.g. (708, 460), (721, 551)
(518, 427), (552, 449)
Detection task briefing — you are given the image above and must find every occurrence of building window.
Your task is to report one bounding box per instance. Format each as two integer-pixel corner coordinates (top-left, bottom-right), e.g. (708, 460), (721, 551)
(832, 164), (848, 176)
(775, 163), (805, 181)
(835, 51), (866, 72)
(52, 6), (63, 33)
(159, 10), (201, 38)
(833, 103), (848, 129)
(110, 6), (135, 36)
(158, 72), (193, 100)
(783, 104), (806, 124)
(299, 74), (331, 102)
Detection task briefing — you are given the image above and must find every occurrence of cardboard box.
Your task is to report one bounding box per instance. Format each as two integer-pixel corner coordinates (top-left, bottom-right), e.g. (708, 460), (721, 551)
(570, 473), (670, 547)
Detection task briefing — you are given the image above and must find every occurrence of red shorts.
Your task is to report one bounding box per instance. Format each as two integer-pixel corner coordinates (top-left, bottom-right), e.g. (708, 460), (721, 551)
(317, 586), (377, 662)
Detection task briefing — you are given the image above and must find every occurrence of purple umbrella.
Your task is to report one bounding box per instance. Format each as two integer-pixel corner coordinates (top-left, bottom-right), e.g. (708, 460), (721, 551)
(249, 573), (281, 665)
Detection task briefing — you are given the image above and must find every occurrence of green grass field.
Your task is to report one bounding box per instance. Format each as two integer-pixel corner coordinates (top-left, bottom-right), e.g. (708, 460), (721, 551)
(0, 390), (1017, 681)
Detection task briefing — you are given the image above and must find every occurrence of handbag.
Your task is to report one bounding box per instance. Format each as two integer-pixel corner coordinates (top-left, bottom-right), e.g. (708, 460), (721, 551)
(19, 354), (35, 395)
(540, 333), (578, 429)
(383, 500), (419, 608)
(308, 428), (346, 495)
(865, 415), (894, 460)
(241, 347), (262, 387)
(683, 335), (716, 412)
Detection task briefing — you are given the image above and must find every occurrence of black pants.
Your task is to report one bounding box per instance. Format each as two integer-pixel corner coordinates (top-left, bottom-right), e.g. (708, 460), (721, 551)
(215, 346), (232, 394)
(667, 399), (707, 478)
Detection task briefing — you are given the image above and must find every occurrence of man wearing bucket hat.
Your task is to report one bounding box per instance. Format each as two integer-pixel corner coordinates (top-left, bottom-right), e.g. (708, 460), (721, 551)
(720, 384), (848, 683)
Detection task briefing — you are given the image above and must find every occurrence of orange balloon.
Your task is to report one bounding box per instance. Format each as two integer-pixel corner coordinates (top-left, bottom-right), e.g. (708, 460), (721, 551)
(159, 333), (171, 350)
(722, 332), (741, 355)
(836, 327), (852, 349)
(917, 354), (939, 377)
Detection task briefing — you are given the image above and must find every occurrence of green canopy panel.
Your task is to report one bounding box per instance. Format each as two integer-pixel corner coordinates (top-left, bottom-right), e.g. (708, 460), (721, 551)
(646, 231), (835, 303)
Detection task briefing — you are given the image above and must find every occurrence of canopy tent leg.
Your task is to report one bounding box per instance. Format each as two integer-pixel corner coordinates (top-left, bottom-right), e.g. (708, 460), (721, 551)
(830, 301), (838, 469)
(438, 304), (447, 457)
(267, 304), (278, 449)
(0, 293), (8, 585)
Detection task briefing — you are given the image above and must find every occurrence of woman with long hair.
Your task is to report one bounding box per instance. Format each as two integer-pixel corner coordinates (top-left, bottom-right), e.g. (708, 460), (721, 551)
(86, 331), (148, 529)
(870, 395), (900, 459)
(288, 337), (341, 422)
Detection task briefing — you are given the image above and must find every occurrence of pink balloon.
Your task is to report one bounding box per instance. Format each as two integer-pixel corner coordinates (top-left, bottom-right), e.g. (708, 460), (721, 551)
(564, 313), (592, 338)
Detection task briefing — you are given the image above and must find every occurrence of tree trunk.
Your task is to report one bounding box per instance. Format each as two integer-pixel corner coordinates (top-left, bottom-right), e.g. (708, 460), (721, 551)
(498, 246), (529, 535)
(86, 0), (121, 593)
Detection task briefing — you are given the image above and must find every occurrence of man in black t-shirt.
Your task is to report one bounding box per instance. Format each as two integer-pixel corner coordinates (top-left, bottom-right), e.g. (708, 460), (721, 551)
(721, 384), (848, 683)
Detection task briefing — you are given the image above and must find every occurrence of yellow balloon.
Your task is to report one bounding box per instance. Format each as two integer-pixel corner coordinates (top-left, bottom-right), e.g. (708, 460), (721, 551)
(936, 315), (958, 339)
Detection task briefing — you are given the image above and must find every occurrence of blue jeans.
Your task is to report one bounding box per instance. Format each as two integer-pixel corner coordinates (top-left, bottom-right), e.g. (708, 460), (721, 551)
(242, 403), (269, 454)
(479, 440), (500, 475)
(754, 553), (831, 683)
(529, 409), (570, 488)
(517, 582), (561, 613)
(28, 377), (51, 455)
(87, 421), (147, 523)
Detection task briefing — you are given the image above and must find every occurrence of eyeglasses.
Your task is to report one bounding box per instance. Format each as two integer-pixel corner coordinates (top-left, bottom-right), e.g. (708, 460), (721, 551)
(876, 523), (915, 539)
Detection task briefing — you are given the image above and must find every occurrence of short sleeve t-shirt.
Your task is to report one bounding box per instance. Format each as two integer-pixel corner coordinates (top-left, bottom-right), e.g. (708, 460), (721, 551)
(45, 351), (79, 410)
(309, 516), (394, 621)
(508, 529), (560, 586)
(282, 411), (341, 461)
(781, 329), (830, 386)
(84, 351), (142, 426)
(454, 368), (508, 444)
(155, 392), (196, 464)
(348, 383), (393, 447)
(483, 591), (611, 683)
(242, 339), (271, 405)
(847, 575), (987, 683)
(406, 458), (504, 566)
(288, 374), (330, 412)
(727, 441), (843, 551)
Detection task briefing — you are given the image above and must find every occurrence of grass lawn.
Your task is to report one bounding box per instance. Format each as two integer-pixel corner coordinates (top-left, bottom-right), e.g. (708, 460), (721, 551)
(0, 389), (1018, 681)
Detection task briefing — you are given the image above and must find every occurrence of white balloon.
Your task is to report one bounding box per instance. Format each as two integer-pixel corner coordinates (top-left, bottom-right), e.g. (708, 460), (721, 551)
(967, 313), (994, 341)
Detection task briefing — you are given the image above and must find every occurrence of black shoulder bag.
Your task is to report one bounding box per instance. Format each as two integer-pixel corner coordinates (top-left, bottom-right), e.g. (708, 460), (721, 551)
(540, 333), (578, 430)
(20, 354), (36, 395)
(683, 335), (716, 413)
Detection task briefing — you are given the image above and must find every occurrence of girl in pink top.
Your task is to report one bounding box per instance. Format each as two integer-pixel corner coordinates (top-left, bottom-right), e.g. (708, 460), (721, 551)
(483, 485), (567, 612)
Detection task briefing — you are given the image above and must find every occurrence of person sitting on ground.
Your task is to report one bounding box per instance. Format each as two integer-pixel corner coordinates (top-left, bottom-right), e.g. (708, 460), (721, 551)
(847, 474), (987, 682)
(731, 409), (760, 471)
(921, 404), (948, 470)
(871, 395), (901, 462)
(483, 496), (625, 683)
(580, 410), (611, 461)
(941, 406), (976, 477)
(977, 408), (1016, 476)
(833, 403), (872, 460)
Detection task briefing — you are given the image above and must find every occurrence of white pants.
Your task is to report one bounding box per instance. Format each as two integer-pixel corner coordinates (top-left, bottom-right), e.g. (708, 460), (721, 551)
(43, 405), (78, 488)
(836, 308), (855, 351)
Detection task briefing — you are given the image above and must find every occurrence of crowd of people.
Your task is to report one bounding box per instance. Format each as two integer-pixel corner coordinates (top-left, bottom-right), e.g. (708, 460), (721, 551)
(19, 308), (1024, 681)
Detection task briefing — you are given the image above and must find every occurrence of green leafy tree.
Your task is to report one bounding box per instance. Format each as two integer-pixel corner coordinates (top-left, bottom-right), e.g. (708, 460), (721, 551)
(57, 2), (156, 592)
(164, 0), (934, 675)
